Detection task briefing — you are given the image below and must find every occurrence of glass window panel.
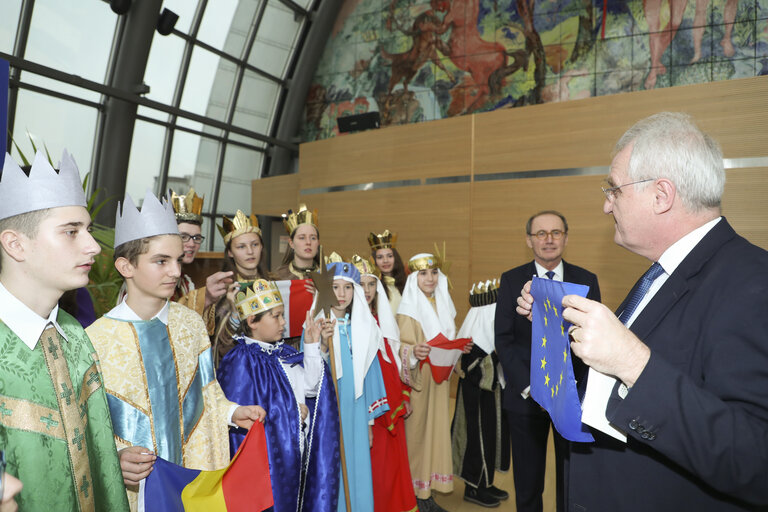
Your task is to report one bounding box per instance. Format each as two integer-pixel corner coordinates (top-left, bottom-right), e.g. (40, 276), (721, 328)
(228, 131), (267, 149)
(144, 32), (186, 105)
(180, 46), (237, 122)
(197, 0), (240, 53)
(12, 89), (97, 179)
(137, 105), (172, 123)
(125, 120), (166, 200)
(199, 216), (216, 251)
(0, 0), (22, 54)
(159, 0), (200, 35)
(25, 0), (117, 83)
(232, 69), (281, 135)
(293, 0), (315, 12)
(248, 1), (303, 78)
(22, 73), (101, 103)
(168, 131), (220, 214)
(217, 144), (262, 219)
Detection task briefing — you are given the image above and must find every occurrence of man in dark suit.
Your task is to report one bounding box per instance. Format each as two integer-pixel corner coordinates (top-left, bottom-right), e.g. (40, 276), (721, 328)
(495, 210), (600, 512)
(519, 112), (768, 511)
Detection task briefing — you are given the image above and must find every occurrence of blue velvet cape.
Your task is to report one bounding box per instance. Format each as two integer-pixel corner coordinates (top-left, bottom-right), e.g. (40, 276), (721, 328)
(218, 337), (340, 512)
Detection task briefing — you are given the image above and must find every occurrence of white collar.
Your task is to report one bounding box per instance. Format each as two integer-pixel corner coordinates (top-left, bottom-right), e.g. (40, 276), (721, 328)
(534, 260), (564, 281)
(657, 217), (721, 275)
(0, 281), (68, 349)
(107, 298), (170, 324)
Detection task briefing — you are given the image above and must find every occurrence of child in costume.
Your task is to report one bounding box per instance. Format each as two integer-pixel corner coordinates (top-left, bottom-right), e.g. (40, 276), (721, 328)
(352, 255), (418, 512)
(86, 190), (265, 510)
(0, 151), (129, 511)
(213, 210), (272, 364)
(368, 230), (407, 313)
(397, 252), (470, 512)
(170, 188), (232, 335)
(217, 280), (340, 512)
(451, 280), (510, 507)
(311, 254), (389, 512)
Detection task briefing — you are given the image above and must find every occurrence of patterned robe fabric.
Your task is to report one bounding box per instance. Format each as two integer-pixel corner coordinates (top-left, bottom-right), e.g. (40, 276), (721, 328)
(173, 273), (215, 335)
(0, 312), (129, 511)
(86, 302), (235, 511)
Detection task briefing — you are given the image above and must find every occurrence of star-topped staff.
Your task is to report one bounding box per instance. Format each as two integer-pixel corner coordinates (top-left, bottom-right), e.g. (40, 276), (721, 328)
(309, 267), (351, 512)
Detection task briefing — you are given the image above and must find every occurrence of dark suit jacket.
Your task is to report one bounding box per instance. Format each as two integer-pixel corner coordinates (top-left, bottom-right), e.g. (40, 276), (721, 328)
(569, 219), (768, 511)
(495, 260), (601, 413)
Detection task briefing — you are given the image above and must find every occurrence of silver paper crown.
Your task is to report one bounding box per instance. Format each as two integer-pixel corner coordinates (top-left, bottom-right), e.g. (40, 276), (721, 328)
(114, 189), (179, 248)
(0, 150), (87, 220)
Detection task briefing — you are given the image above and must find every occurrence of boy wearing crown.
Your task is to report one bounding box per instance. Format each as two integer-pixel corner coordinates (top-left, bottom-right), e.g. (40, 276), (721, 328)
(170, 189), (233, 335)
(217, 280), (340, 512)
(85, 190), (266, 510)
(0, 151), (129, 511)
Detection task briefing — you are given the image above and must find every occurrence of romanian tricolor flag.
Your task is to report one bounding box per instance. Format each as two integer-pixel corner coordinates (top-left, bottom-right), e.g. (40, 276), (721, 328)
(421, 333), (472, 383)
(139, 422), (273, 511)
(275, 279), (314, 338)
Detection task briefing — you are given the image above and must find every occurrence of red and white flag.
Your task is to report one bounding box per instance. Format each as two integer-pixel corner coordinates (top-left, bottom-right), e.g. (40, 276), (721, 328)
(275, 279), (314, 338)
(421, 333), (472, 383)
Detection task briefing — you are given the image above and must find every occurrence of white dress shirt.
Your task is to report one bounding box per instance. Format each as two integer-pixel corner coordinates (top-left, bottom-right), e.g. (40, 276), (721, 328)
(0, 281), (69, 349)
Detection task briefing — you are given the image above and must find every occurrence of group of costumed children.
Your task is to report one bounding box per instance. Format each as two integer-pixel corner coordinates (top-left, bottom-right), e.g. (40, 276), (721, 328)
(0, 149), (509, 512)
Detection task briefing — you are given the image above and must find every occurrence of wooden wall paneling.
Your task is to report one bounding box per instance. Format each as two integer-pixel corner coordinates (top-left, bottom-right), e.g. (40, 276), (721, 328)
(298, 183), (473, 321)
(722, 167), (768, 251)
(251, 173), (300, 216)
(299, 116), (473, 189)
(474, 77), (768, 175)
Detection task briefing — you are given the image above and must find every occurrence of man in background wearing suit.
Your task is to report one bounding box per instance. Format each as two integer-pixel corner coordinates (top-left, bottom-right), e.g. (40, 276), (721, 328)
(519, 112), (768, 511)
(495, 210), (600, 512)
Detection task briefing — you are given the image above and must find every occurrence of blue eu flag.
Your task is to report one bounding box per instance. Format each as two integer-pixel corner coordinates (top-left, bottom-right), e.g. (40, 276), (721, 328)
(530, 276), (594, 442)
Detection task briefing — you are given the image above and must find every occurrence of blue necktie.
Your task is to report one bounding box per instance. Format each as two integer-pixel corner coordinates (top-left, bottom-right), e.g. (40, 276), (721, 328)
(618, 262), (665, 324)
(545, 271), (555, 280)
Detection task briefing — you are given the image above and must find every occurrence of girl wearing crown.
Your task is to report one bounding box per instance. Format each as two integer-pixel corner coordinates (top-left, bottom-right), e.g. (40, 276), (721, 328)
(217, 280), (340, 512)
(310, 255), (389, 512)
(397, 252), (471, 512)
(368, 230), (407, 313)
(274, 205), (322, 281)
(212, 210), (271, 364)
(353, 255), (418, 512)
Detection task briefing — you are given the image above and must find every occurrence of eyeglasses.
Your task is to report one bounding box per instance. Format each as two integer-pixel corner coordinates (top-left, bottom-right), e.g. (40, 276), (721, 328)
(180, 234), (205, 244)
(528, 230), (566, 240)
(601, 178), (655, 201)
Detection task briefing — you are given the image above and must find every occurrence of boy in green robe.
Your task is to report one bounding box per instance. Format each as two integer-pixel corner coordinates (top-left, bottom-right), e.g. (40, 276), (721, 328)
(0, 151), (129, 511)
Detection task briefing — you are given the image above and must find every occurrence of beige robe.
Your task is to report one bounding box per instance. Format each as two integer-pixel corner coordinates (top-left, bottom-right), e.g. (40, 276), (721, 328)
(398, 312), (454, 499)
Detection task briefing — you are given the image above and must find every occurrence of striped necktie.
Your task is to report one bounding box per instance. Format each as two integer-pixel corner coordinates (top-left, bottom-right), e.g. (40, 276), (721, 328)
(618, 262), (665, 324)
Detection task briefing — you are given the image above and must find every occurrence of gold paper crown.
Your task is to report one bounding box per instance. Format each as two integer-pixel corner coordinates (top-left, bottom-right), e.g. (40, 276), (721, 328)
(171, 188), (204, 224)
(368, 230), (397, 250)
(469, 279), (500, 307)
(324, 251), (344, 265)
(352, 254), (380, 278)
(408, 253), (441, 272)
(235, 279), (284, 320)
(217, 210), (261, 244)
(282, 204), (319, 235)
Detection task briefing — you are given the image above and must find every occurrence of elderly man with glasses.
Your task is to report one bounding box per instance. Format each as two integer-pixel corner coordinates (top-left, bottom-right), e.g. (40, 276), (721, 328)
(495, 210), (601, 512)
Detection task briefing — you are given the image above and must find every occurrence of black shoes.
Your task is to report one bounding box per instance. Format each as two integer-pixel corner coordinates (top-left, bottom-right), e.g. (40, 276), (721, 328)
(463, 486), (500, 508)
(485, 485), (509, 501)
(417, 497), (449, 512)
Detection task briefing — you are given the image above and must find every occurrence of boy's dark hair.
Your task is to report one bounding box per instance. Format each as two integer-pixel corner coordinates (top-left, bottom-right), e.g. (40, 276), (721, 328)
(238, 310), (268, 338)
(0, 208), (52, 273)
(114, 237), (153, 266)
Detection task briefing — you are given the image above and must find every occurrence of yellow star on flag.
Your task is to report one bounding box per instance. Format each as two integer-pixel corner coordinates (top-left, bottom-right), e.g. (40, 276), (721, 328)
(541, 337), (547, 348)
(544, 316), (548, 326)
(561, 323), (565, 336)
(563, 349), (567, 362)
(544, 373), (550, 386)
(555, 384), (559, 396)
(551, 387), (555, 397)
(553, 305), (558, 317)
(559, 372), (563, 386)
(540, 357), (547, 370)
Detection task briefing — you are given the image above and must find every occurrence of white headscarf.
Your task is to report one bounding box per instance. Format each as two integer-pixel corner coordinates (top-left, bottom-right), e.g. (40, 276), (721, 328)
(361, 273), (401, 366)
(397, 269), (456, 340)
(457, 303), (496, 354)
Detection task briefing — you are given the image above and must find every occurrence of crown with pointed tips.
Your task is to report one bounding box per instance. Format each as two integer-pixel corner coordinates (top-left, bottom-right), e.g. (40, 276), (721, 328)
(469, 279), (500, 307)
(351, 254), (380, 278)
(0, 150), (87, 220)
(114, 190), (179, 248)
(408, 252), (441, 272)
(217, 210), (261, 245)
(367, 229), (397, 250)
(171, 188), (204, 224)
(282, 204), (318, 235)
(235, 279), (284, 320)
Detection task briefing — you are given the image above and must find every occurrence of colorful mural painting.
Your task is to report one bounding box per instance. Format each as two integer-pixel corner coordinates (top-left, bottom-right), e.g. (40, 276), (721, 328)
(301, 0), (768, 141)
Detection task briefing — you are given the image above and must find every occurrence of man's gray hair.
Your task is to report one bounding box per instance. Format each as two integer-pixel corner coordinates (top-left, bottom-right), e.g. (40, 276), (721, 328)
(614, 112), (725, 211)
